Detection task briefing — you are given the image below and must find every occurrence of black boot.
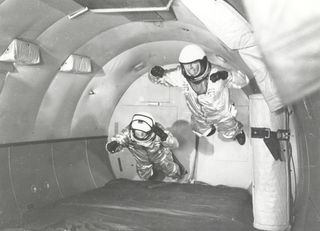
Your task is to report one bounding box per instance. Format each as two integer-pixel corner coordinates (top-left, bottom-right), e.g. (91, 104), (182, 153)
(235, 130), (246, 145)
(206, 125), (216, 137)
(148, 165), (166, 181)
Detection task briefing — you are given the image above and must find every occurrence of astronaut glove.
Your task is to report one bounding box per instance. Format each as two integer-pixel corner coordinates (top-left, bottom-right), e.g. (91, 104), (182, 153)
(106, 141), (120, 153)
(210, 71), (228, 83)
(150, 66), (165, 78)
(152, 125), (168, 141)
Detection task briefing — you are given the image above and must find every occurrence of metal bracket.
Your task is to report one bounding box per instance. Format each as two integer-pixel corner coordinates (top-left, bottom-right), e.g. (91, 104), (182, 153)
(251, 127), (290, 141)
(251, 127), (290, 161)
(276, 129), (290, 140)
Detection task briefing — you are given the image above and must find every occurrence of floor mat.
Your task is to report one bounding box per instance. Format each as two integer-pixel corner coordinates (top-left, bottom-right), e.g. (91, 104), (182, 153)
(22, 179), (256, 231)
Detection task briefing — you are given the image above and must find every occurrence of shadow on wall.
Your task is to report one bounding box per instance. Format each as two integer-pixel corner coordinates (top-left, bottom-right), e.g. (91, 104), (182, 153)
(168, 120), (212, 171)
(198, 135), (215, 156)
(168, 120), (194, 174)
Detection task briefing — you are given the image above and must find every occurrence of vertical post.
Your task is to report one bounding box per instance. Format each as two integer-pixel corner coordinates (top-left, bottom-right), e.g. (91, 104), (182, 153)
(284, 108), (293, 228)
(190, 135), (200, 181)
(250, 94), (290, 231)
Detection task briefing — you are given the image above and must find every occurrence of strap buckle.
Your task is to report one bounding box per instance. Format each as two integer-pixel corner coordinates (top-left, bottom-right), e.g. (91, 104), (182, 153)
(251, 127), (290, 140)
(251, 127), (271, 139)
(276, 129), (290, 140)
(251, 127), (290, 162)
(264, 128), (271, 139)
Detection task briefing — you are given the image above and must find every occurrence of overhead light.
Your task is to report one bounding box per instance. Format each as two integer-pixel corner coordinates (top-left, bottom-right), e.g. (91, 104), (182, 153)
(68, 7), (89, 19)
(60, 54), (92, 74)
(0, 39), (40, 65)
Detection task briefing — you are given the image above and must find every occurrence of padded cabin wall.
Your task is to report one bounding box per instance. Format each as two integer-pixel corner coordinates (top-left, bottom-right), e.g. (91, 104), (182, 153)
(292, 93), (320, 231)
(243, 0), (320, 105)
(0, 137), (114, 228)
(0, 145), (20, 227)
(1, 22), (247, 143)
(0, 10), (133, 143)
(0, 0), (253, 144)
(0, 0), (74, 47)
(0, 5), (177, 144)
(0, 72), (6, 94)
(0, 0), (72, 144)
(33, 71), (95, 139)
(70, 41), (186, 138)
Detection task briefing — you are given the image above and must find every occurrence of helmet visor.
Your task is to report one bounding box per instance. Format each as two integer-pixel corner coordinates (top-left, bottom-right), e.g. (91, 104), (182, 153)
(133, 130), (150, 140)
(130, 119), (154, 141)
(180, 57), (209, 83)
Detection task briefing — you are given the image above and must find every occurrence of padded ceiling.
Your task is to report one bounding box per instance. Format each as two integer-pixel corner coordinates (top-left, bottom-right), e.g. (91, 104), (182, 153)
(0, 0), (256, 144)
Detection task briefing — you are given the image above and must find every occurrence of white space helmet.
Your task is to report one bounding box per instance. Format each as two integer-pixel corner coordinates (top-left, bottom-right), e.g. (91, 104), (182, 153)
(178, 44), (210, 83)
(179, 44), (206, 63)
(130, 112), (155, 141)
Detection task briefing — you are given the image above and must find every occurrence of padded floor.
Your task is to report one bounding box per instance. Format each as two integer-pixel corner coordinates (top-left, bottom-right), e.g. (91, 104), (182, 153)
(22, 179), (257, 231)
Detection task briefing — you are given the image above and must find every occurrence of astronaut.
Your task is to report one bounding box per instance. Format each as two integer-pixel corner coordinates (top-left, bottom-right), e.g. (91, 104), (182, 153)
(149, 44), (248, 145)
(106, 112), (186, 181)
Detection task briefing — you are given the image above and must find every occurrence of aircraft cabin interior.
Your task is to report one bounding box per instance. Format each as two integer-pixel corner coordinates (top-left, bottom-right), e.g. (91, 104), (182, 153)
(0, 0), (319, 230)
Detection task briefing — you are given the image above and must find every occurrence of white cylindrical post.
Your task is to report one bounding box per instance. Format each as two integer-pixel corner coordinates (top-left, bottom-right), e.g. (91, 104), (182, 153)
(249, 94), (290, 231)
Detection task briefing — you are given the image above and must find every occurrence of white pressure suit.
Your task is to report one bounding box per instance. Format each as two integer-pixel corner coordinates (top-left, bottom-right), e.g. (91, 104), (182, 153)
(110, 123), (181, 180)
(149, 64), (249, 138)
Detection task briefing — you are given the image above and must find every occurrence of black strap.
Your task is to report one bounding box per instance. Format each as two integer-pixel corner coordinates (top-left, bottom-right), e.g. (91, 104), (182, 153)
(172, 152), (188, 176)
(251, 127), (290, 161)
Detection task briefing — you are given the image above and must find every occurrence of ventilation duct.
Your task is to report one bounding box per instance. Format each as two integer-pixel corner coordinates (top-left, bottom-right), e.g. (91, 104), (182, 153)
(60, 54), (92, 73)
(0, 39), (40, 65)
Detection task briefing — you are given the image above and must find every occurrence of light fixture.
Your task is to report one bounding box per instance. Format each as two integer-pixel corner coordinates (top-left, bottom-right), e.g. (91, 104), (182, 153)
(68, 7), (89, 19)
(60, 54), (92, 73)
(0, 39), (40, 64)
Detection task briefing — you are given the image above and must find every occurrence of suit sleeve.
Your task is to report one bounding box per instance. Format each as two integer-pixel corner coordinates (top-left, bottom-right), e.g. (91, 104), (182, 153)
(110, 126), (131, 152)
(155, 122), (179, 149)
(148, 66), (185, 88)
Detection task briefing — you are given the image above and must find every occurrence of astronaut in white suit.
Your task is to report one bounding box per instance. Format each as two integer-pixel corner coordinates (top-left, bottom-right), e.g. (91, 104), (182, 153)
(106, 112), (185, 180)
(149, 44), (248, 145)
